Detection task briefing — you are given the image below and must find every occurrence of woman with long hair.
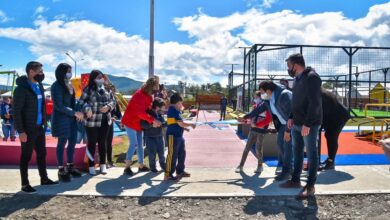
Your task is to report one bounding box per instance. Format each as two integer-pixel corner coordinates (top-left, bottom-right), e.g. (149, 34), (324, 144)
(51, 63), (84, 181)
(79, 70), (115, 175)
(121, 76), (161, 176)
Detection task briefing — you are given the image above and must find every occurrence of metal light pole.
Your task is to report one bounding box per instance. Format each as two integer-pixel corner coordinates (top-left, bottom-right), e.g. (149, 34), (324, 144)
(65, 52), (84, 78)
(148, 0), (155, 78)
(352, 66), (359, 108)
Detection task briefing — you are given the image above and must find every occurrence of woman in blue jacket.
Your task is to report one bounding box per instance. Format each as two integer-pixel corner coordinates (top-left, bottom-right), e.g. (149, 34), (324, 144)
(51, 63), (84, 182)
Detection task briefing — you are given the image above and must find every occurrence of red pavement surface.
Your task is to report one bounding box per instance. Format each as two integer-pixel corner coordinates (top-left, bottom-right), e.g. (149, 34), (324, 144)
(185, 110), (257, 168)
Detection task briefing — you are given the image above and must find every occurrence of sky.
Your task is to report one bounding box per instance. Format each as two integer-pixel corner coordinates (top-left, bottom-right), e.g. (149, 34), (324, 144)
(0, 0), (390, 86)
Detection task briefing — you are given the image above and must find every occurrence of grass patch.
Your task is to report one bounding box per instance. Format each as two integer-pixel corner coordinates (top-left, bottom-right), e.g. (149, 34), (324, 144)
(112, 136), (149, 168)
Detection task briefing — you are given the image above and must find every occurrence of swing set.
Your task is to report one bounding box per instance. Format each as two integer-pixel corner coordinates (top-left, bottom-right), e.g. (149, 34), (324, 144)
(0, 71), (18, 96)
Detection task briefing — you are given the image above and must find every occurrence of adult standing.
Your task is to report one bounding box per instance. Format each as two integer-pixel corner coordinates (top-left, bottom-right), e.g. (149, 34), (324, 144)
(13, 61), (58, 193)
(257, 81), (293, 181)
(319, 89), (350, 170)
(280, 54), (323, 199)
(51, 63), (84, 182)
(79, 70), (115, 175)
(121, 76), (161, 176)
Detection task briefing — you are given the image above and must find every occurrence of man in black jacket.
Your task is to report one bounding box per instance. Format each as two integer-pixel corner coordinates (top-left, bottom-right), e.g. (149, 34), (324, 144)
(13, 61), (58, 193)
(280, 54), (323, 199)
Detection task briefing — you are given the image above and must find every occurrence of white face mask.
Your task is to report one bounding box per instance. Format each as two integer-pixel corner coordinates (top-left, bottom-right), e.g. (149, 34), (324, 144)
(261, 93), (269, 100)
(254, 98), (262, 104)
(65, 72), (72, 80)
(95, 78), (105, 87)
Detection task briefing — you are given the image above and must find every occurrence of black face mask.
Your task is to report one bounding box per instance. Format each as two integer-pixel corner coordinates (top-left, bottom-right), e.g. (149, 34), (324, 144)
(287, 64), (296, 78)
(33, 73), (45, 82)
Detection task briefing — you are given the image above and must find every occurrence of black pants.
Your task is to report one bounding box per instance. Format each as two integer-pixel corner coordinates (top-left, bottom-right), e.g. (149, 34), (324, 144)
(85, 122), (110, 167)
(20, 126), (48, 186)
(220, 108), (226, 120)
(106, 123), (114, 164)
(318, 120), (347, 162)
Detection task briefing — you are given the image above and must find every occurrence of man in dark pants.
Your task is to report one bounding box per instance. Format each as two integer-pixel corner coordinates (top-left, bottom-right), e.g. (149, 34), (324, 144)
(220, 94), (228, 120)
(319, 89), (351, 170)
(13, 61), (58, 193)
(280, 54), (323, 199)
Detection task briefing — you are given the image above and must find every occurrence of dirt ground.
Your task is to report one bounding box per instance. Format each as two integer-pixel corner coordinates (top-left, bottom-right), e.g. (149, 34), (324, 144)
(1, 194), (390, 220)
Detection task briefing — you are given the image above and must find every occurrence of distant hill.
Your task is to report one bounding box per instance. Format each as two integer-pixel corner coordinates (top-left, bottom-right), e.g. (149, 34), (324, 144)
(106, 74), (143, 93)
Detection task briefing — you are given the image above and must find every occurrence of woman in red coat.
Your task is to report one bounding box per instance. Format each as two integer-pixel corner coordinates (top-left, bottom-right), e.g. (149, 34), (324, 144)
(121, 76), (161, 176)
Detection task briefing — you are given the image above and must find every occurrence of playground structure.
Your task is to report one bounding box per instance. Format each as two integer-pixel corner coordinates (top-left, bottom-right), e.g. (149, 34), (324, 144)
(0, 71), (18, 96)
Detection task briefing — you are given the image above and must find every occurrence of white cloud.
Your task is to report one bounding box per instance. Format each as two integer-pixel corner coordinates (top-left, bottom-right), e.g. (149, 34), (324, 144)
(0, 2), (390, 86)
(34, 6), (48, 17)
(0, 10), (10, 23)
(261, 0), (278, 8)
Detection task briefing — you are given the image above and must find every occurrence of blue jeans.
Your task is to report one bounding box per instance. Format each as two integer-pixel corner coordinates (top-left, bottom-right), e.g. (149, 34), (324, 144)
(277, 124), (293, 173)
(145, 136), (166, 170)
(291, 124), (320, 186)
(56, 125), (77, 166)
(2, 122), (16, 140)
(125, 126), (144, 164)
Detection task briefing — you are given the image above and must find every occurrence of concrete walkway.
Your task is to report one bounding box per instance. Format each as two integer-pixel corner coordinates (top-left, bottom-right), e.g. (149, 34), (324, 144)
(0, 166), (389, 197)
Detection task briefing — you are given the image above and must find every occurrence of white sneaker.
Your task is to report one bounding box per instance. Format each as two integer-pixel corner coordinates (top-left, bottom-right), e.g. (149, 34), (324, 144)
(235, 166), (243, 173)
(275, 166), (283, 174)
(89, 167), (96, 175)
(100, 164), (107, 174)
(254, 166), (263, 174)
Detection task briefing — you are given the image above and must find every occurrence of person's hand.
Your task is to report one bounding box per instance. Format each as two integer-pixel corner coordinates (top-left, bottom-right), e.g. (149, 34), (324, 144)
(191, 124), (196, 129)
(301, 125), (310, 137)
(237, 118), (246, 123)
(284, 131), (291, 142)
(5, 114), (10, 119)
(86, 110), (93, 119)
(74, 112), (84, 121)
(251, 122), (256, 128)
(111, 118), (117, 123)
(152, 120), (161, 128)
(100, 106), (110, 113)
(19, 132), (28, 143)
(184, 128), (190, 132)
(287, 119), (293, 129)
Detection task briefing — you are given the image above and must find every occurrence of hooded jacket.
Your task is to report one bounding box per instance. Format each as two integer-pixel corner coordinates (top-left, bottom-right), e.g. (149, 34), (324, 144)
(13, 75), (47, 134)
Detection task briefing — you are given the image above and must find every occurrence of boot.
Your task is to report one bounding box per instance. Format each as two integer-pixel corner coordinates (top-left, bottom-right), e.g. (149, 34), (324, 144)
(58, 167), (71, 182)
(67, 163), (82, 177)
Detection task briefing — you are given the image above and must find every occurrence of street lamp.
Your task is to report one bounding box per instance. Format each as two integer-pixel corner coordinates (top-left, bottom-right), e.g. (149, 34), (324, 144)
(148, 0), (155, 78)
(65, 52), (84, 78)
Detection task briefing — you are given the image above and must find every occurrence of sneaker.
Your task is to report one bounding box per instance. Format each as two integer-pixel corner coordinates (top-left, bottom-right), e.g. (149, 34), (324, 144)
(124, 167), (134, 176)
(275, 166), (283, 174)
(58, 168), (71, 182)
(274, 172), (292, 181)
(89, 167), (97, 176)
(296, 185), (315, 200)
(41, 178), (59, 185)
(67, 164), (82, 177)
(138, 166), (150, 172)
(164, 176), (180, 182)
(100, 164), (107, 175)
(235, 166), (243, 173)
(254, 166), (263, 174)
(179, 171), (191, 178)
(2, 137), (7, 142)
(280, 180), (302, 188)
(107, 162), (116, 169)
(319, 159), (335, 171)
(21, 185), (36, 193)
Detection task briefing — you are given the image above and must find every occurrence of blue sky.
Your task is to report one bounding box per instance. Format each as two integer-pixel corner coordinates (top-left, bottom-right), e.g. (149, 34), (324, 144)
(0, 0), (390, 84)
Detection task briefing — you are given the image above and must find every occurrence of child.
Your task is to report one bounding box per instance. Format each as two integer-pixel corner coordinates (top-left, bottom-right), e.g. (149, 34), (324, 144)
(165, 93), (196, 181)
(1, 96), (16, 142)
(141, 98), (167, 173)
(236, 92), (272, 173)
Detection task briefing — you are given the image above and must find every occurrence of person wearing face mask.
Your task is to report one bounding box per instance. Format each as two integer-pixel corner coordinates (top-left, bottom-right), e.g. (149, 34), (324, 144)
(78, 70), (115, 175)
(140, 98), (167, 173)
(13, 61), (59, 193)
(280, 53), (322, 200)
(236, 91), (272, 174)
(122, 76), (162, 176)
(255, 81), (293, 181)
(51, 63), (84, 182)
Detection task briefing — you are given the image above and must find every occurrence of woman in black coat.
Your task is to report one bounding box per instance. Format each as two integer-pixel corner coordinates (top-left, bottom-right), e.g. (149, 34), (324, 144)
(51, 63), (84, 181)
(319, 89), (351, 170)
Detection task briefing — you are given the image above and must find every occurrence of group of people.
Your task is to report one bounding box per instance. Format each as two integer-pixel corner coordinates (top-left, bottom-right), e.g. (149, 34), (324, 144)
(11, 61), (196, 193)
(236, 53), (350, 199)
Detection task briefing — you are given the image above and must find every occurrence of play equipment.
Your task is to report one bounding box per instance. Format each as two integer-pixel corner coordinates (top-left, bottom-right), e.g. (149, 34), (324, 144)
(0, 71), (18, 95)
(356, 103), (390, 143)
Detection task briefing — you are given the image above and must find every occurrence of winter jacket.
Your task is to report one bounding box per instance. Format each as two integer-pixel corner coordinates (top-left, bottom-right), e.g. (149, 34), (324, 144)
(121, 89), (154, 131)
(140, 109), (167, 137)
(13, 76), (47, 134)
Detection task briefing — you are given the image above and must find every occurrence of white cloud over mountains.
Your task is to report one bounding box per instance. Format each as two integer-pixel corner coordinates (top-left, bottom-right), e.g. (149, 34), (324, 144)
(0, 2), (390, 85)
